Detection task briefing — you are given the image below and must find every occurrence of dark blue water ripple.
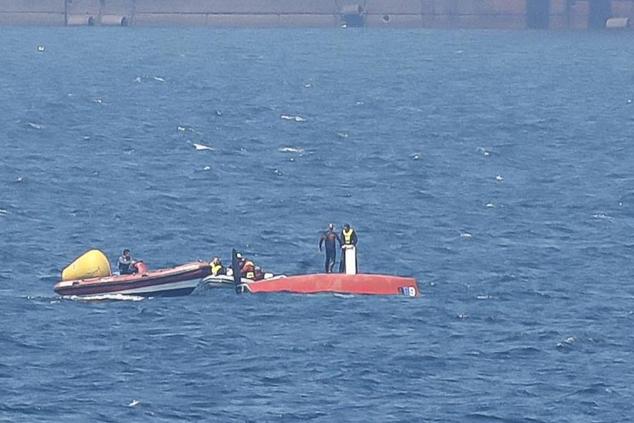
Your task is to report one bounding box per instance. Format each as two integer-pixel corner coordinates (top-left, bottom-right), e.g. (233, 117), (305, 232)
(2, 28), (634, 422)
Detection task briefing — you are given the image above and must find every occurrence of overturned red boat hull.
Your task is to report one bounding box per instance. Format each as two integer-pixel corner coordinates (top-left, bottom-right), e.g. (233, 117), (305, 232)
(54, 262), (211, 298)
(240, 273), (419, 297)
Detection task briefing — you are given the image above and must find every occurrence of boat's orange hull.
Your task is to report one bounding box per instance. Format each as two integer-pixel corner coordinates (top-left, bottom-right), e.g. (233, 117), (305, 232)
(242, 273), (419, 296)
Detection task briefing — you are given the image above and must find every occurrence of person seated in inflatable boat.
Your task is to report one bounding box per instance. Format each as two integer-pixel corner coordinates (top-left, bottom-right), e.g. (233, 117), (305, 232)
(240, 255), (256, 279)
(210, 256), (226, 276)
(253, 266), (265, 281)
(118, 249), (138, 275)
(234, 252), (265, 280)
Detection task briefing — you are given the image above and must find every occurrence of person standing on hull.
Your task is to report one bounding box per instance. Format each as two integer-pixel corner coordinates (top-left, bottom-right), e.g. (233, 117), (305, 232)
(339, 224), (358, 273)
(319, 223), (342, 273)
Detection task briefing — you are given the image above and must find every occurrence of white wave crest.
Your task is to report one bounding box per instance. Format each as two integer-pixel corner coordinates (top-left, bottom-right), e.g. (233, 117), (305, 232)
(556, 336), (576, 349)
(280, 114), (306, 122)
(477, 147), (491, 156)
(66, 294), (145, 302)
(193, 143), (214, 151)
(134, 75), (166, 83)
(279, 147), (304, 153)
(592, 212), (613, 221)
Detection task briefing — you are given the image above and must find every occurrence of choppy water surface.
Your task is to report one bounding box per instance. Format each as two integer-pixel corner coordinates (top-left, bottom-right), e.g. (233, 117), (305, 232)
(2, 28), (634, 422)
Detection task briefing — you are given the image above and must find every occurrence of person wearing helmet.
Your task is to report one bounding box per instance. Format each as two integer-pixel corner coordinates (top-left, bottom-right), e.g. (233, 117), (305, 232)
(319, 223), (342, 273)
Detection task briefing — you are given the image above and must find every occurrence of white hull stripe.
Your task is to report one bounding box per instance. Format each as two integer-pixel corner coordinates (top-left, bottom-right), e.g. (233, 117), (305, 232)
(202, 275), (287, 284)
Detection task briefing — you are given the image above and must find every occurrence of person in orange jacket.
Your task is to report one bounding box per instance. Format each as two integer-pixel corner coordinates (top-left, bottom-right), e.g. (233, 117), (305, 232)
(238, 253), (257, 280)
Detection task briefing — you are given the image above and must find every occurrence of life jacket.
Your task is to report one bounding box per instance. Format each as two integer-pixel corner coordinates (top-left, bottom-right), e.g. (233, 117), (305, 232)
(211, 262), (224, 276)
(343, 228), (355, 245)
(118, 256), (134, 274)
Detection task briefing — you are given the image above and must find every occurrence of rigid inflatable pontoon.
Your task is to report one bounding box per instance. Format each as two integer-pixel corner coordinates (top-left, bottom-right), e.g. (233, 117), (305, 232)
(202, 270), (284, 287)
(54, 250), (211, 298)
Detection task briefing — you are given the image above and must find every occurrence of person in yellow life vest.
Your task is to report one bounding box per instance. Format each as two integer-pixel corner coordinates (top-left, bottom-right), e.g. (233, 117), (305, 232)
(339, 223), (358, 273)
(341, 224), (358, 246)
(210, 257), (226, 276)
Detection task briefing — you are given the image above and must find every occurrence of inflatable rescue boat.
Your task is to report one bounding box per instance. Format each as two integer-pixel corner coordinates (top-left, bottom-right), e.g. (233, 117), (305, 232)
(202, 268), (284, 287)
(54, 250), (211, 297)
(229, 248), (419, 297)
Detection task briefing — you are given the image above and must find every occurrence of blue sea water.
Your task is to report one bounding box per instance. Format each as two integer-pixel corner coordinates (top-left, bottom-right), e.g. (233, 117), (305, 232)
(1, 27), (634, 421)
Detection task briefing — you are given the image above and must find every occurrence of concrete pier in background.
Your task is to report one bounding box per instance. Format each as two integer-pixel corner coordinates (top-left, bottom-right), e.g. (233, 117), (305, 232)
(0, 0), (632, 29)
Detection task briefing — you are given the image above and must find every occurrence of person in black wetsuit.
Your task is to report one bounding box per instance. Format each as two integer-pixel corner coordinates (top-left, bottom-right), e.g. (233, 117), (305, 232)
(319, 224), (341, 273)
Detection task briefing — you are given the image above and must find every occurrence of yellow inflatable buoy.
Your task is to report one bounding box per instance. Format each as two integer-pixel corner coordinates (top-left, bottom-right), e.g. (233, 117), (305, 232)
(62, 249), (112, 281)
